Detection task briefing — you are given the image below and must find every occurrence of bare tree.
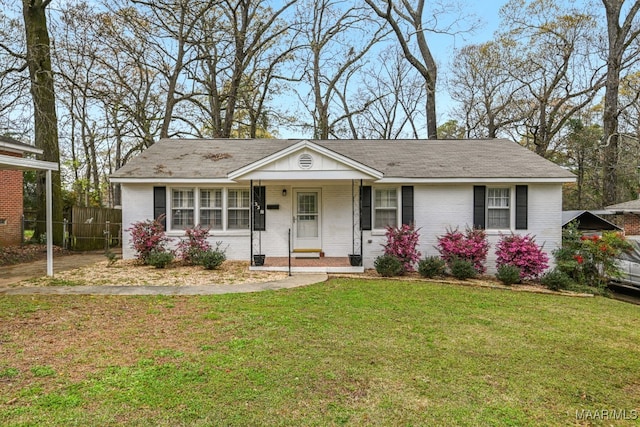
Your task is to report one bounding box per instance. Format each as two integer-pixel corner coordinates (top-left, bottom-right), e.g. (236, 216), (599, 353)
(295, 0), (388, 139)
(353, 46), (425, 139)
(495, 0), (604, 157)
(365, 0), (478, 139)
(600, 0), (640, 205)
(122, 0), (219, 139)
(190, 0), (298, 138)
(0, 7), (30, 135)
(22, 0), (63, 243)
(448, 40), (527, 138)
(54, 2), (105, 206)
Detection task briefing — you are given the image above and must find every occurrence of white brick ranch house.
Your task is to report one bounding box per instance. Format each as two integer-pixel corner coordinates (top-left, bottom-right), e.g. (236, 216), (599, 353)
(110, 138), (575, 273)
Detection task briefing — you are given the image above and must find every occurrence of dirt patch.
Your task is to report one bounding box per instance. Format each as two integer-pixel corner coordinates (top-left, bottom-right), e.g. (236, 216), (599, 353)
(0, 297), (221, 388)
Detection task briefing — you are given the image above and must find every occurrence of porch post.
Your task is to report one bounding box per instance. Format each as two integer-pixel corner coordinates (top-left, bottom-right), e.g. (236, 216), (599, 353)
(46, 169), (53, 277)
(250, 179), (253, 265)
(359, 179), (363, 263)
(351, 180), (355, 254)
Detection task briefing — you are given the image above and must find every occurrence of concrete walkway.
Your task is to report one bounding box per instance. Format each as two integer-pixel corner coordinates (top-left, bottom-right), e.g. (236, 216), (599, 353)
(0, 273), (328, 296)
(0, 252), (328, 295)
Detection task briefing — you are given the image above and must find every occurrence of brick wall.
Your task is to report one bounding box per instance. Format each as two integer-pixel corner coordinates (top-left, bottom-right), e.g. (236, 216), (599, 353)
(623, 213), (640, 236)
(0, 150), (24, 246)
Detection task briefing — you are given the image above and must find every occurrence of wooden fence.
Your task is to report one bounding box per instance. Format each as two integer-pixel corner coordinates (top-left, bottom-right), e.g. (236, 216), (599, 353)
(69, 207), (122, 251)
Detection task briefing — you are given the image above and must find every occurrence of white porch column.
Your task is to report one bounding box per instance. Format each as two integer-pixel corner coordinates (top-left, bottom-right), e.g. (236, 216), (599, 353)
(46, 169), (53, 277)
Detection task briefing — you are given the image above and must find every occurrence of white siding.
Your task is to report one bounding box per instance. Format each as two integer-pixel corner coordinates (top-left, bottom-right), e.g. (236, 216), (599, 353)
(121, 182), (564, 274)
(257, 186), (292, 257)
(121, 184), (154, 260)
(121, 183), (251, 260)
(363, 183), (563, 273)
(321, 184), (354, 256)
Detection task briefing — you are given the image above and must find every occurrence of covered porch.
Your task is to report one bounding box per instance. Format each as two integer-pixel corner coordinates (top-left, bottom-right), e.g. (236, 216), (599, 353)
(237, 140), (383, 273)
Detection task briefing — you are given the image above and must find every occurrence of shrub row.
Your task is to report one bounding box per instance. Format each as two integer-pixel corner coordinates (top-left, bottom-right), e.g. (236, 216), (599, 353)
(374, 222), (632, 292)
(127, 219), (226, 270)
(375, 226), (548, 283)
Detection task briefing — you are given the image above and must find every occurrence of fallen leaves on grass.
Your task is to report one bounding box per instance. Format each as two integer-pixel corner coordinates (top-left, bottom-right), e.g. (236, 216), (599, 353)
(0, 245), (67, 266)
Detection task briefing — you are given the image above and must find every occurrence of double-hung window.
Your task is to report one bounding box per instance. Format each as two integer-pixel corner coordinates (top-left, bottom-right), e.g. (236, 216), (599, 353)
(200, 188), (222, 229)
(168, 187), (251, 232)
(227, 189), (250, 229)
(487, 188), (510, 229)
(374, 188), (397, 229)
(171, 188), (195, 230)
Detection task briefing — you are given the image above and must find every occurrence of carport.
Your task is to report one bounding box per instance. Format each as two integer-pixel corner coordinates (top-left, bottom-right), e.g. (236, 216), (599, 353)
(0, 153), (59, 276)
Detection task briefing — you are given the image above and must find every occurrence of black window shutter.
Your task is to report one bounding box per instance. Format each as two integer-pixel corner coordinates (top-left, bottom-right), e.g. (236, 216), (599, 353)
(361, 186), (372, 230)
(153, 186), (167, 229)
(252, 186), (266, 231)
(401, 186), (414, 226)
(473, 185), (486, 229)
(515, 185), (528, 230)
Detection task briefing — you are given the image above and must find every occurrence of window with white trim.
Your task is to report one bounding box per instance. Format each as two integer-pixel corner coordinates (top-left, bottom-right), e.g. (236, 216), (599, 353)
(200, 188), (222, 229)
(167, 187), (251, 232)
(374, 188), (397, 229)
(171, 188), (195, 230)
(227, 189), (250, 229)
(487, 188), (510, 229)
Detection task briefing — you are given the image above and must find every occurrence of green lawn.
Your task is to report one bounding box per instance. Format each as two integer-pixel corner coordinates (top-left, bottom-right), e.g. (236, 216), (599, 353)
(1, 278), (639, 426)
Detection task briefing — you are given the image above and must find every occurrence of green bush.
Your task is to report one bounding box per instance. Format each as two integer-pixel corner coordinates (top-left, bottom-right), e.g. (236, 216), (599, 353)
(418, 256), (446, 278)
(540, 269), (574, 291)
(495, 264), (521, 286)
(147, 250), (174, 269)
(199, 248), (227, 270)
(450, 258), (477, 280)
(374, 254), (405, 277)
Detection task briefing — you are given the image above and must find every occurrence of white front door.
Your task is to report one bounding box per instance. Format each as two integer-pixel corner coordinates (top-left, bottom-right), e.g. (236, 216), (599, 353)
(293, 189), (321, 249)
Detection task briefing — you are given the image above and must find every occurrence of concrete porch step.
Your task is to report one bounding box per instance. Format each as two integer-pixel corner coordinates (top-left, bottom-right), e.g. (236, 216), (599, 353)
(249, 256), (364, 273)
(292, 249), (322, 258)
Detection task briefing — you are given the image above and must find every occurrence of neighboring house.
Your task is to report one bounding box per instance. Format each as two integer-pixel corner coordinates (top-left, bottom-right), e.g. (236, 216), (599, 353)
(562, 210), (622, 235)
(0, 136), (42, 247)
(111, 138), (575, 272)
(605, 198), (640, 236)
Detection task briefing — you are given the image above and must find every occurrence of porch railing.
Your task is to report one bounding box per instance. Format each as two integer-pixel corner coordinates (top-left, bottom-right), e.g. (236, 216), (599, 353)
(288, 228), (292, 276)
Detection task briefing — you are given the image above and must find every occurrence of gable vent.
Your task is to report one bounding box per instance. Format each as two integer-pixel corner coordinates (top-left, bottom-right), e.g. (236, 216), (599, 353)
(298, 153), (313, 169)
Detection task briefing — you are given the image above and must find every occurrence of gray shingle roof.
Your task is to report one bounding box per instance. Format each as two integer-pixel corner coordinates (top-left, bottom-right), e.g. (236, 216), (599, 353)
(111, 138), (575, 180)
(606, 199), (640, 212)
(0, 135), (41, 154)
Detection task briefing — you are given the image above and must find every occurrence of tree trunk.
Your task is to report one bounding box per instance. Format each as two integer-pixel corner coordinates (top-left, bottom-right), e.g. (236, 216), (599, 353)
(602, 0), (623, 206)
(22, 0), (63, 244)
(601, 0), (640, 206)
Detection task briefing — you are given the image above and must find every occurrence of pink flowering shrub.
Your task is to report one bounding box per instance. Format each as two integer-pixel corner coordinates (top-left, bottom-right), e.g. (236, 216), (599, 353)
(176, 226), (211, 264)
(495, 233), (549, 279)
(437, 227), (489, 274)
(127, 215), (170, 263)
(383, 224), (421, 272)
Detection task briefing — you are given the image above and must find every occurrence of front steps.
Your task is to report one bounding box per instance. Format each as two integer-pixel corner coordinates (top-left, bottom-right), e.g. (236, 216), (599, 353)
(249, 256), (364, 273)
(292, 248), (322, 258)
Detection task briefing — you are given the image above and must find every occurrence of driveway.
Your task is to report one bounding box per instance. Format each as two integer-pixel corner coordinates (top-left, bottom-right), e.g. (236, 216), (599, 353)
(0, 252), (107, 287)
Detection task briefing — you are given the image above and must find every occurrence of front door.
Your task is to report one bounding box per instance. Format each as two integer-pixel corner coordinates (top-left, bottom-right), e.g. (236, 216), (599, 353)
(293, 189), (321, 249)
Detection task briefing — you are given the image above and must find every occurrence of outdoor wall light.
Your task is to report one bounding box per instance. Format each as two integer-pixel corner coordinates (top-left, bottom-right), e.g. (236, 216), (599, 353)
(282, 189), (287, 197)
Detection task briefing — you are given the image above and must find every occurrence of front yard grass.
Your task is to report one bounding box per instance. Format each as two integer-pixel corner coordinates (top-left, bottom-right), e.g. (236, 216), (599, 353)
(0, 278), (638, 426)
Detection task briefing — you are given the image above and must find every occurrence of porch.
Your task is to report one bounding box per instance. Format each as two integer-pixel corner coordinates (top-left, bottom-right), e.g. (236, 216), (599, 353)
(249, 256), (365, 273)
